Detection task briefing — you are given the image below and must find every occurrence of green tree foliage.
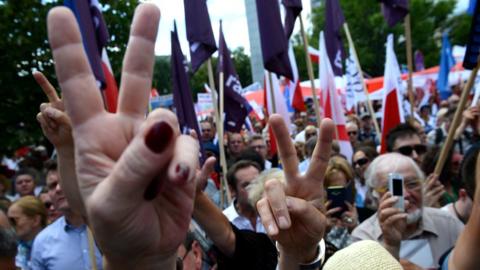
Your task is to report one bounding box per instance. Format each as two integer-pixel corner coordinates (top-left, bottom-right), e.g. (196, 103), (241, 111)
(0, 0), (134, 154)
(308, 0), (462, 77)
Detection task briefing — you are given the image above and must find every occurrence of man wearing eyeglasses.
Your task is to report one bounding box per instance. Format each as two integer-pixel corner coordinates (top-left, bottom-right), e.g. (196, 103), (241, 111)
(386, 123), (427, 165)
(346, 122), (359, 148)
(249, 134), (272, 170)
(351, 153), (464, 269)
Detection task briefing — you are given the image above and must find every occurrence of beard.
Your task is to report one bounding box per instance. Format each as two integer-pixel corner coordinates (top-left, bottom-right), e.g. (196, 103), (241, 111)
(406, 208), (422, 225)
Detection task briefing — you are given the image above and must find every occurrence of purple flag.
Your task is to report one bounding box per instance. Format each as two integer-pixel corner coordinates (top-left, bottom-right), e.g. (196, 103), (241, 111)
(217, 22), (252, 132)
(282, 0), (303, 40)
(184, 0), (217, 73)
(379, 0), (409, 27)
(255, 0), (294, 80)
(171, 25), (202, 140)
(414, 50), (425, 71)
(64, 0), (109, 87)
(325, 0), (345, 76)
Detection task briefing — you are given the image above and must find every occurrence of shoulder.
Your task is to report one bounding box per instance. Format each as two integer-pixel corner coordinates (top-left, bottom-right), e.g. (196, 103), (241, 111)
(223, 203), (238, 221)
(33, 216), (64, 246)
(423, 207), (464, 233)
(351, 213), (380, 241)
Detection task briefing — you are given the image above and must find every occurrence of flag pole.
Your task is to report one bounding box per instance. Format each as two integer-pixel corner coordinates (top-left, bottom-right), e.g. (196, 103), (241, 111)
(433, 60), (480, 175)
(217, 71), (232, 205)
(404, 15), (416, 123)
(343, 23), (382, 138)
(267, 72), (277, 114)
(299, 16), (322, 126)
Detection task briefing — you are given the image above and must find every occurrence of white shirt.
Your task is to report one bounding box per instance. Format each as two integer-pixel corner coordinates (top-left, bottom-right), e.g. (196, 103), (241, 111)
(223, 201), (265, 233)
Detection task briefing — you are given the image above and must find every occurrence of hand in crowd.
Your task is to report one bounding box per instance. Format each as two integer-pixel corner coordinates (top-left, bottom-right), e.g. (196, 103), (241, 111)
(256, 115), (334, 268)
(422, 173), (444, 208)
(378, 192), (408, 259)
(47, 4), (199, 270)
(325, 201), (358, 232)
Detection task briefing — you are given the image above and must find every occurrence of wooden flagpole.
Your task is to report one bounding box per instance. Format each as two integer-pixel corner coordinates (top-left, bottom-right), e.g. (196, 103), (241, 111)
(207, 59), (232, 206)
(343, 22), (382, 138)
(433, 60), (480, 175)
(268, 72), (277, 114)
(299, 16), (322, 127)
(404, 15), (416, 123)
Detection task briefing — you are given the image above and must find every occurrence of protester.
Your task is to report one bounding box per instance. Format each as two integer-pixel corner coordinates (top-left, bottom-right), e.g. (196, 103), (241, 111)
(358, 112), (377, 143)
(298, 135), (317, 175)
(200, 120), (216, 143)
(248, 134), (272, 169)
(227, 133), (246, 164)
(0, 226), (17, 270)
(386, 123), (427, 165)
(352, 153), (464, 268)
(352, 146), (378, 221)
(346, 122), (359, 148)
(8, 168), (40, 201)
(7, 195), (47, 269)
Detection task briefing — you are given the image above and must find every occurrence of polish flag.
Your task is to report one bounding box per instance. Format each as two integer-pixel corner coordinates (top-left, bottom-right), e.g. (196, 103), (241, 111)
(101, 50), (118, 113)
(287, 43), (306, 111)
(380, 34), (404, 153)
(319, 31), (353, 161)
(308, 46), (320, 63)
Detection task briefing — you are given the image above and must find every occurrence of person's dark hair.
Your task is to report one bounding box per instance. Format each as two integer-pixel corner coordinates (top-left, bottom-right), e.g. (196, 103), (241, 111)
(353, 146), (378, 162)
(304, 136), (317, 158)
(421, 145), (453, 186)
(13, 167), (38, 184)
(249, 134), (265, 144)
(227, 160), (261, 190)
(459, 143), (480, 199)
(44, 159), (58, 174)
(234, 149), (265, 171)
(0, 227), (17, 258)
(386, 123), (419, 152)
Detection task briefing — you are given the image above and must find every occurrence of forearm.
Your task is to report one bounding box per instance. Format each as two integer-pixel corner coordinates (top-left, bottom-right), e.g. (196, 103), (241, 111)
(450, 201), (480, 270)
(193, 192), (236, 256)
(277, 243), (320, 270)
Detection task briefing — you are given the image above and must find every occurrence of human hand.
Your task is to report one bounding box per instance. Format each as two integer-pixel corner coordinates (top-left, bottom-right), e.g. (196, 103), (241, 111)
(342, 202), (358, 231)
(378, 192), (407, 258)
(325, 200), (342, 230)
(34, 71), (72, 149)
(256, 115), (334, 264)
(423, 173), (444, 207)
(48, 5), (198, 270)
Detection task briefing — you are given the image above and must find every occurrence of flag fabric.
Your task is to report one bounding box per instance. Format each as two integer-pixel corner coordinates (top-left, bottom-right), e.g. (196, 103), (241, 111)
(64, 0), (118, 112)
(437, 32), (456, 100)
(282, 0), (303, 40)
(324, 0), (346, 76)
(380, 34), (405, 153)
(308, 46), (320, 63)
(217, 22), (251, 132)
(264, 71), (292, 132)
(184, 0), (217, 73)
(286, 43), (306, 111)
(255, 0), (294, 80)
(345, 46), (365, 111)
(468, 0), (477, 15)
(414, 50), (425, 71)
(379, 0), (409, 27)
(171, 25), (203, 140)
(319, 32), (353, 160)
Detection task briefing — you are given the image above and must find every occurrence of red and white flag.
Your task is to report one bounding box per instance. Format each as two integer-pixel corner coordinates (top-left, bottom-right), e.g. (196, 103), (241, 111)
(380, 34), (404, 153)
(308, 46), (320, 63)
(287, 43), (306, 111)
(319, 32), (353, 160)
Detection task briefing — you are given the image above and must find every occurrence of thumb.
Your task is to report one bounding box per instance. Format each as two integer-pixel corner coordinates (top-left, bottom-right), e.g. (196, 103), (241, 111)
(44, 106), (70, 127)
(195, 157), (216, 193)
(286, 196), (326, 229)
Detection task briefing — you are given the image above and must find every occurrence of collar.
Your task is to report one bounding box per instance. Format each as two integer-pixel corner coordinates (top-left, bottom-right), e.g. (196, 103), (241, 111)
(60, 216), (87, 232)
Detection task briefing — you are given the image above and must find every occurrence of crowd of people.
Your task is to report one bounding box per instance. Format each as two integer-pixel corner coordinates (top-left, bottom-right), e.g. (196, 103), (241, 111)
(1, 3), (480, 270)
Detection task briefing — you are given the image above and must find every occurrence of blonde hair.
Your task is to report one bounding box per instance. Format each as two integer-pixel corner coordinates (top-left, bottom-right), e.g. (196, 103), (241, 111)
(248, 169), (286, 207)
(324, 156), (354, 188)
(12, 195), (47, 227)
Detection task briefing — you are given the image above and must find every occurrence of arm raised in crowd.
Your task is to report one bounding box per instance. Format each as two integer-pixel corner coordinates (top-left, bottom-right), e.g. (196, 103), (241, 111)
(34, 71), (86, 217)
(46, 4), (199, 270)
(192, 157), (237, 256)
(257, 115), (334, 269)
(449, 152), (480, 270)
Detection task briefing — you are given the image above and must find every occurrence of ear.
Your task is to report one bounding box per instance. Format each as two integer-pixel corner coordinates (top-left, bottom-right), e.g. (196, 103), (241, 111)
(32, 214), (42, 227)
(191, 241), (203, 269)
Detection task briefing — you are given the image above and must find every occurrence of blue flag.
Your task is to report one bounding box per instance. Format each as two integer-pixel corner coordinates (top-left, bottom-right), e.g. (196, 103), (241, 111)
(468, 0), (477, 15)
(184, 0), (217, 73)
(255, 0), (294, 80)
(437, 32), (456, 100)
(217, 22), (251, 132)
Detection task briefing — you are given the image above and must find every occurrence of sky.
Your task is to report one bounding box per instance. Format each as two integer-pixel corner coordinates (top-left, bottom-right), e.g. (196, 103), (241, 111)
(149, 0), (470, 58)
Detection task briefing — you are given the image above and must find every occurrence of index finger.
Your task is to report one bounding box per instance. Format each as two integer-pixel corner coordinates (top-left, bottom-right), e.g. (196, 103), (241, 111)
(269, 114), (298, 180)
(33, 71), (60, 102)
(48, 7), (104, 126)
(305, 118), (335, 182)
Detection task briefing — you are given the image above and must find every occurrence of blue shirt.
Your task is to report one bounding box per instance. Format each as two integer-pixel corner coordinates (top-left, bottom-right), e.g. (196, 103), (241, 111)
(30, 216), (103, 270)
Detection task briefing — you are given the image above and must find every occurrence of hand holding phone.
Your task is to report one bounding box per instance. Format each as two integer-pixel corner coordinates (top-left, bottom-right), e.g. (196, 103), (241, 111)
(388, 173), (404, 211)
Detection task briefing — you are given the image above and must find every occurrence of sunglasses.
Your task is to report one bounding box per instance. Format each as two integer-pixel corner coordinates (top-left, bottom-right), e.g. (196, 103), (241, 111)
(44, 202), (53, 209)
(347, 131), (358, 136)
(395, 144), (427, 156)
(353, 157), (369, 167)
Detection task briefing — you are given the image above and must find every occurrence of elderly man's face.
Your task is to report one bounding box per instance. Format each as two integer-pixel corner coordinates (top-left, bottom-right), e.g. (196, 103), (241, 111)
(200, 122), (215, 141)
(376, 162), (423, 219)
(228, 133), (245, 155)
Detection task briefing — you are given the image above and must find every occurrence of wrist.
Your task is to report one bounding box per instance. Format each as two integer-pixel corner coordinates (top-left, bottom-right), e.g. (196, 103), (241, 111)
(382, 240), (400, 259)
(56, 145), (75, 156)
(105, 254), (176, 270)
(277, 240), (322, 265)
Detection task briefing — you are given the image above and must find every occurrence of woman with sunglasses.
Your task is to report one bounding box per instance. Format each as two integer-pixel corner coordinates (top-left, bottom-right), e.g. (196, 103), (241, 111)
(352, 146), (378, 221)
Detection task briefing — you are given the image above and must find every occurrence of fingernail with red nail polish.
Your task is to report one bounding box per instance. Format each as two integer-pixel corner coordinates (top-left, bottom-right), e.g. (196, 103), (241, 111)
(176, 163), (190, 180)
(145, 122), (173, 153)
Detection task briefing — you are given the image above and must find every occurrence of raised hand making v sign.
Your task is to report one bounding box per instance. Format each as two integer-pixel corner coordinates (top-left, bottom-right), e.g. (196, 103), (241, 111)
(47, 4), (199, 270)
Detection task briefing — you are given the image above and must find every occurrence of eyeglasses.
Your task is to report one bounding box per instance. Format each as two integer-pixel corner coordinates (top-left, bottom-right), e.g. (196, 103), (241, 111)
(395, 144), (427, 156)
(347, 131), (358, 136)
(44, 202), (52, 209)
(353, 157), (369, 167)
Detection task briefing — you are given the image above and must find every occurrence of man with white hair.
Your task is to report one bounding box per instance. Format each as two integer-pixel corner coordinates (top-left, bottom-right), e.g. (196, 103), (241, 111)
(351, 153), (463, 269)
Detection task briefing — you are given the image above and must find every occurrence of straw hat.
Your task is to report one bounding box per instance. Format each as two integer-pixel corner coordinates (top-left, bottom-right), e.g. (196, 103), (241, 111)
(323, 240), (402, 270)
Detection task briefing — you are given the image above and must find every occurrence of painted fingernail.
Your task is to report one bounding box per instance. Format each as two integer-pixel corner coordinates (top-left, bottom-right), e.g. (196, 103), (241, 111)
(145, 122), (173, 153)
(278, 216), (289, 229)
(175, 163), (190, 180)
